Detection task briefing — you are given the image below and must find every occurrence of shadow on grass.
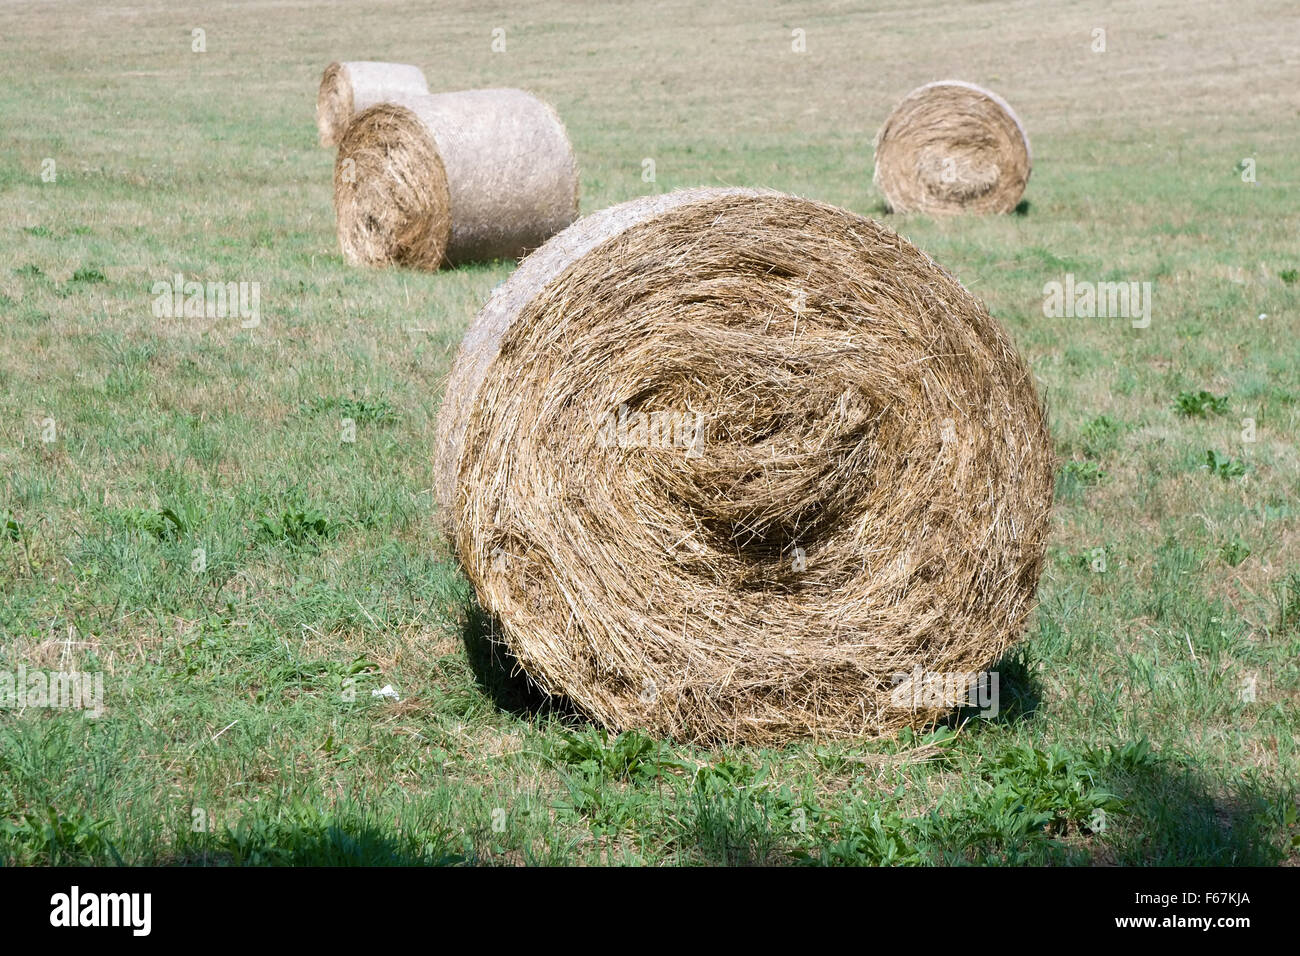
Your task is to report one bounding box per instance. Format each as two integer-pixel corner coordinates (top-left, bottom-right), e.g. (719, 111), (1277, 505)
(943, 645), (1043, 730)
(460, 600), (583, 724)
(929, 650), (1292, 865)
(160, 824), (464, 866)
(1089, 760), (1292, 866)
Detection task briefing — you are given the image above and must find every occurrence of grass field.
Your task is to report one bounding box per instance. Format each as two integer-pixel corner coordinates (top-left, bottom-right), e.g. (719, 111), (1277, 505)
(1, 0), (1298, 865)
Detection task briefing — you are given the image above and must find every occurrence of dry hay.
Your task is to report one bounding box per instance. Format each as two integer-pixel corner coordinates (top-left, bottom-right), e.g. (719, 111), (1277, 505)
(333, 89), (579, 269)
(317, 61), (429, 148)
(435, 188), (1054, 745)
(873, 81), (1031, 215)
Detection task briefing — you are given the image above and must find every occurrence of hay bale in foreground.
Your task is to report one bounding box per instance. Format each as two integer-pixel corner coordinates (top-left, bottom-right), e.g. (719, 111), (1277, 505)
(316, 61), (429, 148)
(435, 188), (1054, 744)
(333, 89), (579, 269)
(873, 81), (1031, 215)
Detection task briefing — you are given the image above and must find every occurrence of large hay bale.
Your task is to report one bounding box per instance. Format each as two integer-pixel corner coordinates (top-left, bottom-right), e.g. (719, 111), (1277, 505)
(436, 188), (1054, 744)
(333, 90), (579, 269)
(316, 61), (429, 148)
(873, 81), (1031, 215)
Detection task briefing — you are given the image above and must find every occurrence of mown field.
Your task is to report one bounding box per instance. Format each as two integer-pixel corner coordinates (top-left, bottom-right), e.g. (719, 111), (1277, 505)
(1, 0), (1298, 865)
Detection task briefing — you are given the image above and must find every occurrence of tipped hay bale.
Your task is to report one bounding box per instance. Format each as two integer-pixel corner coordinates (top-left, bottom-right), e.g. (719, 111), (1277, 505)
(435, 188), (1054, 745)
(873, 81), (1031, 215)
(316, 61), (429, 148)
(333, 89), (579, 269)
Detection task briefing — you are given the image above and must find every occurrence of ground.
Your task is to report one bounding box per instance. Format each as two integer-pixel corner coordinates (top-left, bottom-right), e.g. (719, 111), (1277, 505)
(0, 0), (1297, 865)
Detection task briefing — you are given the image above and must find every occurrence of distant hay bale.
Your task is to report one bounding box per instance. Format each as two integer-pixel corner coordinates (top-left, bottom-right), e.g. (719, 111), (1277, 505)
(435, 188), (1055, 744)
(316, 61), (429, 148)
(873, 81), (1031, 215)
(333, 89), (579, 269)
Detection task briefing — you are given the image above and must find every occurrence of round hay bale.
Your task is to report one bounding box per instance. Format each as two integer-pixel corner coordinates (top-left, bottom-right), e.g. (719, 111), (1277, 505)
(873, 81), (1031, 215)
(333, 89), (579, 269)
(436, 188), (1054, 744)
(316, 61), (429, 148)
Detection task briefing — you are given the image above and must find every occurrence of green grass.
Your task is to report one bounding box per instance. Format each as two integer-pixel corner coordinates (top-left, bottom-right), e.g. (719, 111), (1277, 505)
(1, 0), (1298, 866)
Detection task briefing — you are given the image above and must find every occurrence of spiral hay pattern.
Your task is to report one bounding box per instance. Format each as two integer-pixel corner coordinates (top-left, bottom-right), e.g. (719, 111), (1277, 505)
(436, 189), (1054, 744)
(873, 81), (1031, 215)
(333, 89), (579, 269)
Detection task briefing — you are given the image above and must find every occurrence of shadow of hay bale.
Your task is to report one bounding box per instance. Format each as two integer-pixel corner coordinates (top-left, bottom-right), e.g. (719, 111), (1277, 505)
(945, 646), (1043, 729)
(162, 823), (463, 866)
(1089, 758), (1293, 866)
(460, 600), (583, 724)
